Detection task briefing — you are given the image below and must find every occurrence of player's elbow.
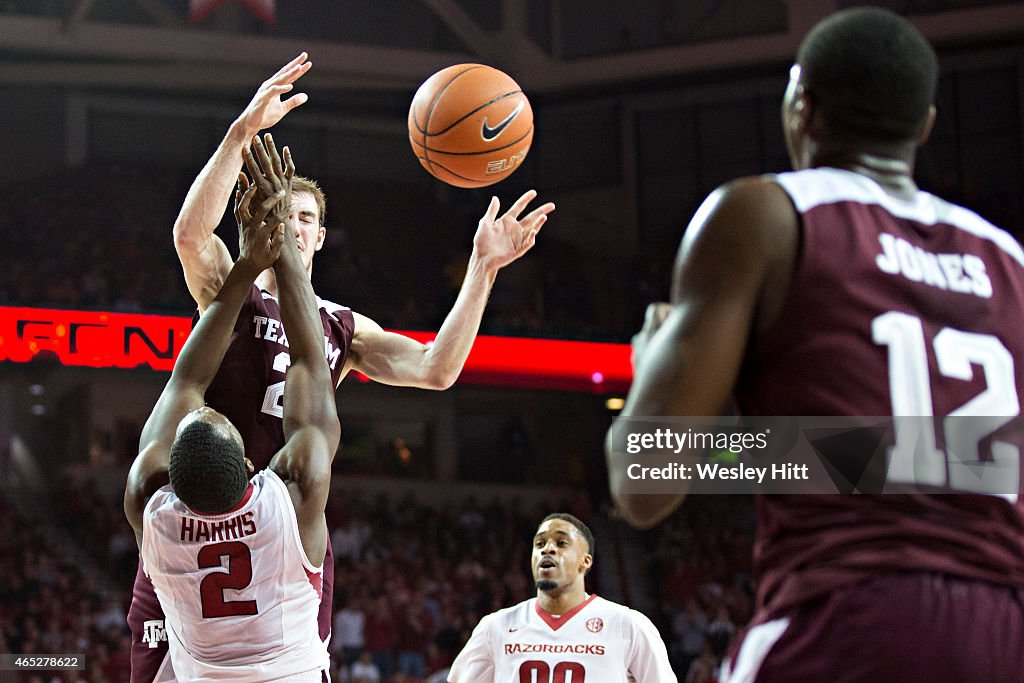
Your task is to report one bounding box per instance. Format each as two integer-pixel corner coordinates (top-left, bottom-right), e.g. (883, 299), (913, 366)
(123, 477), (145, 528)
(172, 218), (205, 256)
(423, 369), (459, 391)
(172, 224), (195, 255)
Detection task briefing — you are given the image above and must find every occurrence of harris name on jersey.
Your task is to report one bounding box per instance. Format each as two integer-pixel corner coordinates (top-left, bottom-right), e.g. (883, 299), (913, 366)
(178, 511), (256, 543)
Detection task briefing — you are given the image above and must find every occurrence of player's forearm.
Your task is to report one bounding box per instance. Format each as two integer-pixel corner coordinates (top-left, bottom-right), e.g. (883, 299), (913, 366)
(172, 259), (259, 390)
(172, 121), (251, 249)
(274, 237), (329, 378)
(420, 253), (499, 388)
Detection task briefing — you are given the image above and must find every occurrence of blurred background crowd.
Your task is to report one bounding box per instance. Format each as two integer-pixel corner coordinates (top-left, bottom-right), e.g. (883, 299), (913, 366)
(2, 482), (755, 683)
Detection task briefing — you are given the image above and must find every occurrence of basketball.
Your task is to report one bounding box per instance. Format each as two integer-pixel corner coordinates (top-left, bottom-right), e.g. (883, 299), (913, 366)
(408, 64), (533, 188)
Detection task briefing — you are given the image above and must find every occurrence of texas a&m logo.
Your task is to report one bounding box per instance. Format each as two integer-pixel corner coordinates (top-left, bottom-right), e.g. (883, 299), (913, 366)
(142, 620), (166, 648)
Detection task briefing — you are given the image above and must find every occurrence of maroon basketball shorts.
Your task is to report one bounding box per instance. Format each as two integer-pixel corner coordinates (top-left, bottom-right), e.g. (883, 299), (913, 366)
(723, 573), (1024, 683)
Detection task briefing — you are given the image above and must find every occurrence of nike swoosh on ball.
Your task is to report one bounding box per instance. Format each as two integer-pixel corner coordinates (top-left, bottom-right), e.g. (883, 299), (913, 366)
(481, 102), (524, 141)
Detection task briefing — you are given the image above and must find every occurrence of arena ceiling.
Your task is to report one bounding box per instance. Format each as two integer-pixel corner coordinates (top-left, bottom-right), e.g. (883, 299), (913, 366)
(0, 0), (1021, 94)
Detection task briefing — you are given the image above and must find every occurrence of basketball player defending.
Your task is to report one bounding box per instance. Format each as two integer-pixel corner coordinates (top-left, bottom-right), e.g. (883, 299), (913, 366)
(448, 514), (676, 682)
(608, 8), (1024, 681)
(125, 158), (340, 681)
(127, 55), (554, 681)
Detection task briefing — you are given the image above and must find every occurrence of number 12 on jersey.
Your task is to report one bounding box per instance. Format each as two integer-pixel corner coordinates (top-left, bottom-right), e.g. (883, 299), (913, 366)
(873, 311), (1020, 500)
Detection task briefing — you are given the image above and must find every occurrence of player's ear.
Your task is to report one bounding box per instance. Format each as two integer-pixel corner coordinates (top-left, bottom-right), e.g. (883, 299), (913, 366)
(315, 225), (326, 251)
(916, 105), (937, 147)
(245, 458), (255, 474)
(580, 553), (593, 574)
(792, 86), (815, 140)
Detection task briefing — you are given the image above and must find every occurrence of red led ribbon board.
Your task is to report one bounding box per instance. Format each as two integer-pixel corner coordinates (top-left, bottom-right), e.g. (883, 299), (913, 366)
(0, 306), (632, 393)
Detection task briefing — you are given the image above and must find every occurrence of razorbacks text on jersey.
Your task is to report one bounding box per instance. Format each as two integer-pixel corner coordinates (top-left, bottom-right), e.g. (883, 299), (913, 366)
(141, 469), (329, 682)
(735, 167), (1024, 612)
(448, 595), (676, 683)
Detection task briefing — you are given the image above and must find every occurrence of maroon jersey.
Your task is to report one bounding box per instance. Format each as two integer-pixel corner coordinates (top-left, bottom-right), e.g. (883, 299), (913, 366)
(201, 284), (355, 469)
(734, 167), (1024, 612)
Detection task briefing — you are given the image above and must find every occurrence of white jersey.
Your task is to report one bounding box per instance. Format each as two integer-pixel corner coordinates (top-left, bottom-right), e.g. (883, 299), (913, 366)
(448, 595), (676, 683)
(141, 469), (329, 682)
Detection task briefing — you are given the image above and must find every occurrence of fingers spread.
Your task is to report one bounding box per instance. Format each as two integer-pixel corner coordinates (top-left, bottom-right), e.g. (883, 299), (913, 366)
(283, 147), (295, 179)
(236, 184), (258, 223)
(242, 146), (263, 185)
(264, 133), (284, 177)
(273, 52), (308, 82)
(252, 135), (273, 175)
(283, 92), (309, 112)
(521, 202), (555, 229)
(484, 196), (500, 223)
(506, 189), (539, 219)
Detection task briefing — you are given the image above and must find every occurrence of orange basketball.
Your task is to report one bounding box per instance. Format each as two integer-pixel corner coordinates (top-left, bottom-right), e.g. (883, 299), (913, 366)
(408, 64), (533, 188)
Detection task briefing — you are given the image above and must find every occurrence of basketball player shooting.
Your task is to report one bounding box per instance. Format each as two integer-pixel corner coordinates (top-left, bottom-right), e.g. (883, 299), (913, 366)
(448, 514), (676, 682)
(126, 54), (554, 682)
(125, 145), (342, 681)
(608, 8), (1024, 681)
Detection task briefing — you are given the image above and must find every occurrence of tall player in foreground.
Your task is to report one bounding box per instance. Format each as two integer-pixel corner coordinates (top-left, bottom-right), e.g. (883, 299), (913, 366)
(128, 55), (554, 681)
(125, 148), (340, 681)
(608, 8), (1024, 681)
(447, 513), (676, 682)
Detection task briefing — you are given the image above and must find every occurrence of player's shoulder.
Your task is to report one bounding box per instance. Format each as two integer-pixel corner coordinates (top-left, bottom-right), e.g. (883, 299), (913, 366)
(682, 174), (798, 265)
(145, 484), (177, 515)
(700, 174), (799, 228)
(928, 194), (1024, 269)
(589, 596), (642, 619)
(589, 597), (659, 631)
(469, 598), (533, 638)
(317, 295), (352, 319)
(490, 598), (536, 624)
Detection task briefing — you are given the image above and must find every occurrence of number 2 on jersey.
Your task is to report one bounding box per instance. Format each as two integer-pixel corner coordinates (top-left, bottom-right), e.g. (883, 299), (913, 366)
(519, 661), (585, 683)
(872, 311), (1020, 499)
(261, 351), (292, 418)
(198, 541), (259, 618)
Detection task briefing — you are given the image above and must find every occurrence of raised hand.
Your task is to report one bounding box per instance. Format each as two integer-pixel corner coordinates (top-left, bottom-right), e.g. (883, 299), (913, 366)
(235, 185), (287, 273)
(472, 190), (555, 271)
(236, 53), (312, 138)
(238, 132), (294, 224)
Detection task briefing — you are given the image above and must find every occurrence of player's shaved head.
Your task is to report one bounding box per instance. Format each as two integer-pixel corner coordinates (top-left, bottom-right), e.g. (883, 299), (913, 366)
(797, 7), (938, 141)
(169, 408), (248, 514)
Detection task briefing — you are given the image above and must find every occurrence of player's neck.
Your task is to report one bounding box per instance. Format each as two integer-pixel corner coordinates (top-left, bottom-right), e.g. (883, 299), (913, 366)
(811, 145), (919, 201)
(537, 587), (588, 616)
(255, 264), (314, 297)
(256, 269), (279, 297)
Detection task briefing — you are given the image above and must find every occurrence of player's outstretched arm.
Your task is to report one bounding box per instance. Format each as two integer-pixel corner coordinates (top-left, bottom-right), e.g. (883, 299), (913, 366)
(623, 609), (678, 682)
(446, 614), (496, 683)
(125, 189), (287, 544)
(251, 137), (341, 566)
(173, 53), (311, 312)
(345, 190), (555, 389)
(606, 178), (798, 529)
